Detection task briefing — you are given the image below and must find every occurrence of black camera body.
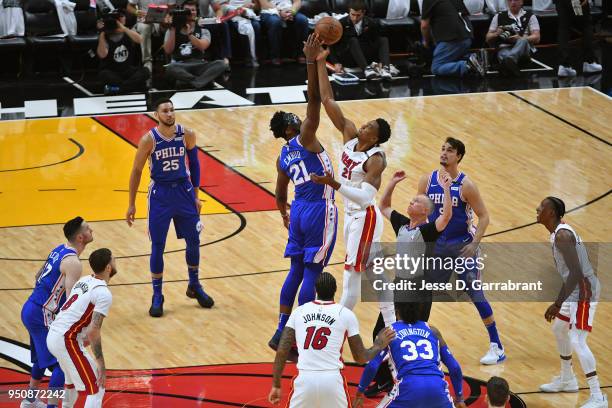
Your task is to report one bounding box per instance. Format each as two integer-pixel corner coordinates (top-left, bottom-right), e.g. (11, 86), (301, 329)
(102, 11), (121, 32)
(498, 24), (518, 41)
(171, 8), (191, 28)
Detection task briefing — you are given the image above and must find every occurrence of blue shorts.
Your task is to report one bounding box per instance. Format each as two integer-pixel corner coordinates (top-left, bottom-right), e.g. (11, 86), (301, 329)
(148, 179), (201, 243)
(430, 234), (481, 283)
(385, 376), (453, 408)
(285, 200), (337, 266)
(21, 300), (57, 369)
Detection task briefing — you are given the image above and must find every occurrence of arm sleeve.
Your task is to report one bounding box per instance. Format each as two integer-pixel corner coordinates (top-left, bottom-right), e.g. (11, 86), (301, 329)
(92, 287), (113, 316)
(440, 345), (463, 399)
(357, 349), (388, 392)
(419, 221), (441, 241)
(390, 210), (410, 236)
(186, 147), (200, 188)
(338, 182), (377, 208)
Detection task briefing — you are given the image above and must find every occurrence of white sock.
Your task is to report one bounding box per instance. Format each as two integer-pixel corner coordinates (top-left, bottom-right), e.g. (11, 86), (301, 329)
(587, 376), (602, 398)
(560, 358), (574, 380)
(63, 386), (78, 408)
(84, 387), (105, 408)
(339, 269), (361, 310)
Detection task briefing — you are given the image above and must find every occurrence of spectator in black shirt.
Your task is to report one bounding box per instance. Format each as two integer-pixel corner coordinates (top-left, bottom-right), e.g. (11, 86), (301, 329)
(330, 0), (399, 80)
(163, 0), (227, 89)
(363, 169), (456, 400)
(97, 11), (150, 95)
(420, 0), (485, 77)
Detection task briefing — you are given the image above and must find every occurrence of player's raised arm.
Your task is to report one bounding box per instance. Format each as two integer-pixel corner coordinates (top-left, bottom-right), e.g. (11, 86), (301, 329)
(430, 325), (466, 408)
(416, 174), (429, 195)
(126, 133), (154, 226)
(378, 170), (406, 219)
(269, 326), (296, 404)
(184, 128), (202, 213)
(459, 178), (489, 257)
(61, 256), (83, 295)
(435, 171), (453, 232)
(347, 326), (395, 364)
(316, 48), (358, 143)
(275, 156), (291, 229)
(299, 34), (322, 150)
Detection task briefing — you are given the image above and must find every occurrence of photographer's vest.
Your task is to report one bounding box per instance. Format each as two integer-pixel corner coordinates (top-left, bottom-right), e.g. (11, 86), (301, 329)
(172, 26), (205, 62)
(496, 9), (533, 37)
(102, 33), (136, 71)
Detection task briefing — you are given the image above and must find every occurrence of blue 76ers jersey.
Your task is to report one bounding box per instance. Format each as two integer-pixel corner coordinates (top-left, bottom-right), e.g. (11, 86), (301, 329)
(27, 244), (77, 327)
(149, 124), (190, 183)
(387, 320), (444, 379)
(426, 170), (474, 243)
(279, 136), (334, 201)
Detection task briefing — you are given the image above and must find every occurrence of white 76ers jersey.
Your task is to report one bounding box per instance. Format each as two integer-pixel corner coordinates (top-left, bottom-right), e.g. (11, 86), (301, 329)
(286, 301), (359, 370)
(339, 138), (384, 213)
(49, 275), (113, 338)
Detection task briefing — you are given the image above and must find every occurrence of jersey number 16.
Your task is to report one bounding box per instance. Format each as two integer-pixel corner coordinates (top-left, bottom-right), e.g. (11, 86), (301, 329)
(303, 326), (331, 350)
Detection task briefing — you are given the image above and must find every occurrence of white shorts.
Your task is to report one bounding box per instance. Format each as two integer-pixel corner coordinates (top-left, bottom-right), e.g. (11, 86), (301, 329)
(46, 330), (99, 395)
(558, 300), (598, 332)
(344, 205), (383, 272)
(288, 370), (350, 408)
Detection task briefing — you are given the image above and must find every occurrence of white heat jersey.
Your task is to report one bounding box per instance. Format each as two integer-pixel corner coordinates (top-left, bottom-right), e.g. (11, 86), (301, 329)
(286, 301), (359, 371)
(49, 275), (113, 338)
(551, 223), (599, 302)
(338, 138), (384, 214)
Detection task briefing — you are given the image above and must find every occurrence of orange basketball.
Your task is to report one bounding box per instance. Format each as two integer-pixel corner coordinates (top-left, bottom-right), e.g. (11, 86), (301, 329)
(315, 16), (343, 45)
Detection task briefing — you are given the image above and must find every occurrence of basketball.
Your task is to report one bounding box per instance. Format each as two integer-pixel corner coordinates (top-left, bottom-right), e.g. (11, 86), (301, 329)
(315, 16), (343, 45)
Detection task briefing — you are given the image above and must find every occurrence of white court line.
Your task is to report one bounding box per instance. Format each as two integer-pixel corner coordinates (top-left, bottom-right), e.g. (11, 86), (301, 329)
(62, 76), (95, 97)
(584, 85), (612, 101)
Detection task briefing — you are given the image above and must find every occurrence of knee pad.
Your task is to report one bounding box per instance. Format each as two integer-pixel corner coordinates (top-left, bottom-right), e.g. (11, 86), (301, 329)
(185, 237), (200, 266)
(31, 362), (44, 381)
(150, 241), (166, 274)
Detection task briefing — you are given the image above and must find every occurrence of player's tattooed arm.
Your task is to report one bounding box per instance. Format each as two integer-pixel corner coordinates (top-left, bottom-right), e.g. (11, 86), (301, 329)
(348, 327), (395, 364)
(88, 312), (106, 360)
(272, 327), (295, 387)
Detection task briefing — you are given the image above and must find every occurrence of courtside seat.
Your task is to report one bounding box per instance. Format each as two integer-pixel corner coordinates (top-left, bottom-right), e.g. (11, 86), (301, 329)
(68, 0), (98, 47)
(299, 0), (332, 17)
(0, 37), (27, 49)
(23, 0), (65, 47)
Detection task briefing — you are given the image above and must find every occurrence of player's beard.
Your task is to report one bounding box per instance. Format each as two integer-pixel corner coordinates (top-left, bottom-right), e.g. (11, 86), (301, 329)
(161, 117), (175, 127)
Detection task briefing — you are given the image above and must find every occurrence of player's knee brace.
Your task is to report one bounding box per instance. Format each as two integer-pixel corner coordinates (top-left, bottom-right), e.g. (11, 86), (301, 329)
(150, 241), (166, 274)
(185, 237), (200, 266)
(30, 362), (45, 381)
(339, 269), (360, 310)
(48, 363), (65, 388)
(569, 329), (596, 373)
(473, 300), (493, 320)
(552, 318), (572, 356)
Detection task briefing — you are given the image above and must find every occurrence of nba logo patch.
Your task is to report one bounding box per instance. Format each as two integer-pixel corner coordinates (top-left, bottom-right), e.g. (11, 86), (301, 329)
(196, 221), (203, 234)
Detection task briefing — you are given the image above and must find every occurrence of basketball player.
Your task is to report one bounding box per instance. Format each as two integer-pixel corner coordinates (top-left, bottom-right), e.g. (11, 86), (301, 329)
(269, 34), (338, 351)
(47, 248), (117, 408)
(417, 137), (505, 365)
(355, 302), (465, 408)
(20, 217), (93, 408)
(536, 197), (607, 408)
(310, 48), (394, 327)
(126, 98), (213, 317)
(268, 272), (396, 407)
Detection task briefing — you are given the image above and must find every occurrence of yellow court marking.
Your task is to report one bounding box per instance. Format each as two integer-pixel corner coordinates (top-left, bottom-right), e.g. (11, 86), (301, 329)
(0, 117), (229, 228)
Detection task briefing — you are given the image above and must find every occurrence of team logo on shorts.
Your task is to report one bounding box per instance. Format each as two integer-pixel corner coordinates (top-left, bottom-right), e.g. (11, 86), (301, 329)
(196, 221), (203, 233)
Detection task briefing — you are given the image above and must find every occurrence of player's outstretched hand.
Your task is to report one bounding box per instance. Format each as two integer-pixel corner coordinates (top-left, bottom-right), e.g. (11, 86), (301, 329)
(439, 170), (452, 190)
(390, 170), (406, 185)
(309, 171), (335, 186)
(126, 205), (136, 227)
(352, 391), (365, 408)
(268, 386), (281, 405)
(544, 303), (560, 322)
(375, 326), (396, 348)
(303, 33), (322, 62)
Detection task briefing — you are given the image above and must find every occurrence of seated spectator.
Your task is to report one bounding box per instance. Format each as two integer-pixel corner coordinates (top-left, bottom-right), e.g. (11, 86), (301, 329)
(0, 0), (25, 37)
(555, 0), (602, 76)
(127, 0), (176, 74)
(258, 0), (308, 65)
(487, 376), (510, 408)
(485, 0), (507, 13)
(212, 0), (260, 67)
(97, 11), (150, 94)
(464, 0), (484, 14)
(329, 0), (399, 80)
(163, 0), (227, 88)
(198, 0), (232, 67)
(486, 0), (540, 76)
(420, 0), (485, 77)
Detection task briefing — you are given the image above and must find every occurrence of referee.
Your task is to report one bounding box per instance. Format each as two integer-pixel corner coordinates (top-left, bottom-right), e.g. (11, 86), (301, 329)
(362, 169), (454, 400)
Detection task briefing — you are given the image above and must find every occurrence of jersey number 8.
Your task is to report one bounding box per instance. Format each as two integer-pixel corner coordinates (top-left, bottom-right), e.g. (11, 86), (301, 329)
(400, 339), (434, 361)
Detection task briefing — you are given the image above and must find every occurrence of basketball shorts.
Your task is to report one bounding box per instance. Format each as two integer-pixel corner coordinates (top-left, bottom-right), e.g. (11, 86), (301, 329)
(288, 370), (350, 408)
(344, 205), (383, 272)
(557, 276), (600, 332)
(47, 330), (99, 395)
(377, 376), (453, 408)
(285, 199), (337, 266)
(21, 300), (57, 369)
(148, 179), (202, 243)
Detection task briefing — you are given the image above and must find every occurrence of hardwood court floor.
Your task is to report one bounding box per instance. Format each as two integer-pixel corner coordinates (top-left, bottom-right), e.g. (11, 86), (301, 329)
(0, 87), (610, 407)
